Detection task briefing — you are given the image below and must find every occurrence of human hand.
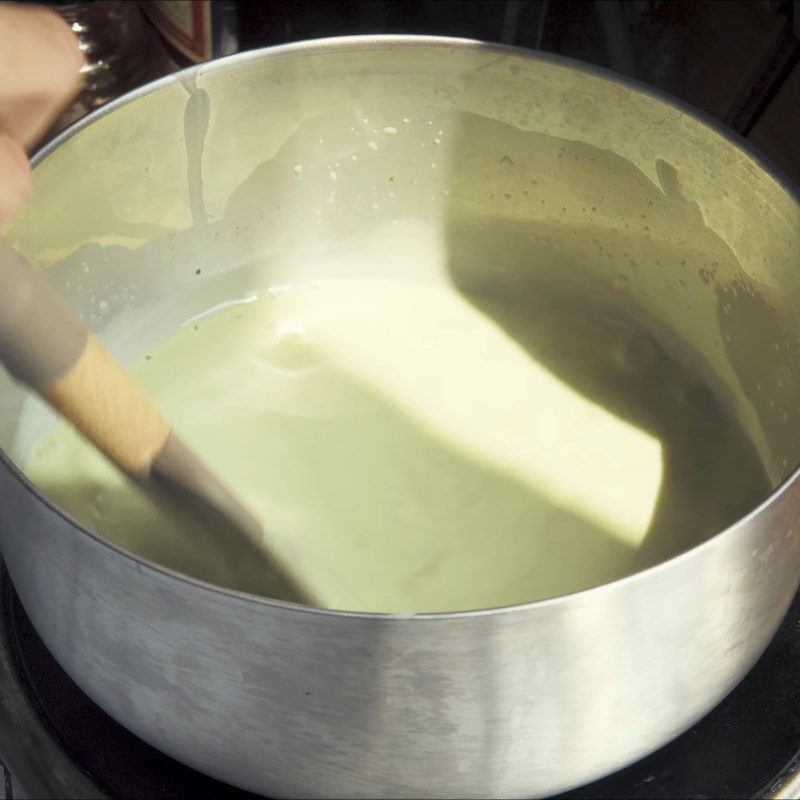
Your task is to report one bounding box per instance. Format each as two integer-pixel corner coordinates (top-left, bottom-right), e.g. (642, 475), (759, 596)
(0, 1), (84, 232)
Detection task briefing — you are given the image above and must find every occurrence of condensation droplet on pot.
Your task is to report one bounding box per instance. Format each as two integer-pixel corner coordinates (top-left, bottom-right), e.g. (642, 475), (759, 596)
(403, 117), (410, 123)
(383, 126), (398, 135)
(500, 154), (514, 167)
(293, 164), (303, 176)
(329, 171), (338, 181)
(434, 138), (441, 145)
(99, 300), (108, 312)
(350, 154), (358, 161)
(368, 141), (378, 151)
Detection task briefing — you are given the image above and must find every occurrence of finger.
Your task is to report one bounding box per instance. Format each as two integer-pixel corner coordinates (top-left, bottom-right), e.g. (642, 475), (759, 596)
(0, 131), (32, 234)
(0, 2), (84, 148)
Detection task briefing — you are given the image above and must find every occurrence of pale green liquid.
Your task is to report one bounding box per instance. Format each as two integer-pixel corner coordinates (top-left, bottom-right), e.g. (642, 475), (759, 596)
(25, 277), (769, 613)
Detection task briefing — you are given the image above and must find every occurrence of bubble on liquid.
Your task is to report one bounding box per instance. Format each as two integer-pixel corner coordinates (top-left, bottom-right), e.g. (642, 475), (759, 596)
(434, 138), (441, 145)
(613, 274), (629, 289)
(266, 285), (292, 300)
(382, 126), (398, 135)
(368, 141), (378, 151)
(673, 380), (712, 406)
(329, 171), (338, 181)
(403, 117), (410, 123)
(293, 164), (303, 176)
(99, 300), (109, 312)
(615, 332), (656, 372)
(500, 154), (514, 167)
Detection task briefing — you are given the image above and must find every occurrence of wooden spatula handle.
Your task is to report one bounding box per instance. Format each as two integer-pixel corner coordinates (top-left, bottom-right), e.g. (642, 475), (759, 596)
(0, 241), (170, 475)
(41, 334), (170, 475)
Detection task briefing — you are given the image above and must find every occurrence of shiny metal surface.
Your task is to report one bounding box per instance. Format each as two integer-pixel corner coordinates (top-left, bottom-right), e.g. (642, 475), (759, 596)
(760, 752), (800, 800)
(0, 36), (800, 799)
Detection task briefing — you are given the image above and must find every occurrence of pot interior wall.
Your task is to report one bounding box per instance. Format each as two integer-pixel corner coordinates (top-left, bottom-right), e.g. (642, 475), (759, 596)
(2, 40), (799, 541)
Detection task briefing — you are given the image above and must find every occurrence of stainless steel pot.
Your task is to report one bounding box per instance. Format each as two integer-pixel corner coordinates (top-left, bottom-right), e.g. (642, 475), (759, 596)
(1, 36), (800, 799)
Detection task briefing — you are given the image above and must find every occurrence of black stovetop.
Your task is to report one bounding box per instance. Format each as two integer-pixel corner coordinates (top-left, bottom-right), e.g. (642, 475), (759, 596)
(0, 562), (799, 799)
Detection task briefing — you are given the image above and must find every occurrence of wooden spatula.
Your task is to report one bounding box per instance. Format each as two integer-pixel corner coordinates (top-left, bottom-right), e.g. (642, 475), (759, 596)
(0, 240), (318, 605)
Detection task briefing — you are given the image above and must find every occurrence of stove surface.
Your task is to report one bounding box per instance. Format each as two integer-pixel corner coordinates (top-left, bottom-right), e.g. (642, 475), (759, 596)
(0, 565), (799, 798)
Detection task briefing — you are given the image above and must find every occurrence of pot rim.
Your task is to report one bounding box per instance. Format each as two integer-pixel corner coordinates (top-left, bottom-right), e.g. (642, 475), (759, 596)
(6, 33), (800, 621)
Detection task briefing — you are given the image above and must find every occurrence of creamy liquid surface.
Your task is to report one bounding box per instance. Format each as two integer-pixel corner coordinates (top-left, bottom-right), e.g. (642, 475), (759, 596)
(25, 277), (770, 613)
